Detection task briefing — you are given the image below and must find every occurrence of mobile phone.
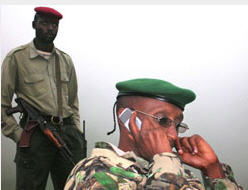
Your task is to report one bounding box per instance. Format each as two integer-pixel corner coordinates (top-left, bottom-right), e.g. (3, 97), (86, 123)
(119, 108), (142, 131)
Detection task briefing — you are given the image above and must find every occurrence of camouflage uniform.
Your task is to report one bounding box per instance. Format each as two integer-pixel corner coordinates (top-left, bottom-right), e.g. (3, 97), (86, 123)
(64, 142), (243, 190)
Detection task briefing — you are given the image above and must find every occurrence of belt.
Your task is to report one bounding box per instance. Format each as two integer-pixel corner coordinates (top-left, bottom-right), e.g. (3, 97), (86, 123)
(42, 115), (73, 125)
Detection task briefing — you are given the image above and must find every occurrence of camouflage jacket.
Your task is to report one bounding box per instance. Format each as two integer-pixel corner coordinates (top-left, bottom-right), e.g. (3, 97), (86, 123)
(64, 142), (243, 190)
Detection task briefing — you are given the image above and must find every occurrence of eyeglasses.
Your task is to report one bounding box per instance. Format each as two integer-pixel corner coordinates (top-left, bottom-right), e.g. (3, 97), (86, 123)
(134, 110), (189, 133)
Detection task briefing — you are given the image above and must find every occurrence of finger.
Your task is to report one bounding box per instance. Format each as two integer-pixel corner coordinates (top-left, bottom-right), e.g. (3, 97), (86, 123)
(178, 152), (201, 167)
(129, 111), (139, 141)
(180, 137), (193, 153)
(139, 114), (154, 131)
(175, 138), (183, 155)
(189, 136), (198, 154)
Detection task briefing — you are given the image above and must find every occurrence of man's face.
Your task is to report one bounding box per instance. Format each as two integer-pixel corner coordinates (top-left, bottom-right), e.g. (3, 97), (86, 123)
(33, 15), (59, 44)
(133, 97), (184, 149)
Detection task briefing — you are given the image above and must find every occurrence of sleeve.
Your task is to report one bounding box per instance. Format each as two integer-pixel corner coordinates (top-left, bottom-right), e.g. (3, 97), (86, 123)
(64, 151), (143, 190)
(1, 54), (23, 143)
(145, 152), (204, 190)
(202, 163), (244, 190)
(64, 158), (123, 190)
(68, 59), (81, 131)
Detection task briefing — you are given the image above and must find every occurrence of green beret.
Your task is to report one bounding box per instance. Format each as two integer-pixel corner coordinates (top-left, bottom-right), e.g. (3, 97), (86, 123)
(116, 78), (196, 110)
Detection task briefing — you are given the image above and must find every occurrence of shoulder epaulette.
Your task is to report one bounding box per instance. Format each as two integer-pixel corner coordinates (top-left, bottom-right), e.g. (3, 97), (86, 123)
(56, 48), (72, 61)
(56, 48), (68, 55)
(6, 43), (29, 57)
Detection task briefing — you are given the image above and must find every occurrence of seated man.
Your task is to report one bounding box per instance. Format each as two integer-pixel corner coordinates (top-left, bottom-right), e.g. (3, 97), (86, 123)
(64, 78), (243, 190)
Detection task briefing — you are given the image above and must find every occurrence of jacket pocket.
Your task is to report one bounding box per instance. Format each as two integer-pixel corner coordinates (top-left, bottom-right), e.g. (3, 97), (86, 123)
(23, 74), (46, 97)
(61, 72), (70, 82)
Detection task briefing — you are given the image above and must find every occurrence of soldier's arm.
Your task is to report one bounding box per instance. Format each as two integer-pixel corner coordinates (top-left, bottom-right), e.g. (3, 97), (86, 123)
(175, 135), (244, 189)
(146, 152), (204, 189)
(202, 163), (244, 190)
(64, 144), (143, 190)
(147, 152), (244, 190)
(64, 158), (115, 190)
(1, 54), (23, 143)
(68, 57), (80, 130)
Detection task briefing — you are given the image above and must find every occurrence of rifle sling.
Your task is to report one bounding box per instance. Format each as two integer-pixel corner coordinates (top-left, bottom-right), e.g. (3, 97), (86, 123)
(55, 53), (63, 118)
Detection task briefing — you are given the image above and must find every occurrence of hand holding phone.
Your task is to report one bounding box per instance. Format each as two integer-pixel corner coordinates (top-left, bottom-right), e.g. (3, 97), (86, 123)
(119, 108), (142, 132)
(120, 108), (173, 160)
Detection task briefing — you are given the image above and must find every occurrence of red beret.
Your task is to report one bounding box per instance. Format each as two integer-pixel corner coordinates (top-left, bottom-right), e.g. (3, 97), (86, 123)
(34, 7), (63, 20)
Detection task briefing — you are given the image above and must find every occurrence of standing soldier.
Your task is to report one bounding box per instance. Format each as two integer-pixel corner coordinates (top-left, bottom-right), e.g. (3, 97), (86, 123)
(1, 7), (86, 190)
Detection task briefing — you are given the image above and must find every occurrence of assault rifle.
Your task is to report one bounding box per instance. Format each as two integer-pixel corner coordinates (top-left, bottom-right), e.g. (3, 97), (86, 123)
(6, 98), (75, 166)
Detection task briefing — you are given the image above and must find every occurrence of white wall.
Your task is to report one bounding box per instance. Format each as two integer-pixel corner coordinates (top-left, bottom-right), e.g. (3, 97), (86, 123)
(1, 5), (248, 189)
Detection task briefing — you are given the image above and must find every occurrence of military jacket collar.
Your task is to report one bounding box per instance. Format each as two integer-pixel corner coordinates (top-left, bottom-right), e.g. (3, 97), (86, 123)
(29, 40), (60, 59)
(93, 142), (150, 171)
